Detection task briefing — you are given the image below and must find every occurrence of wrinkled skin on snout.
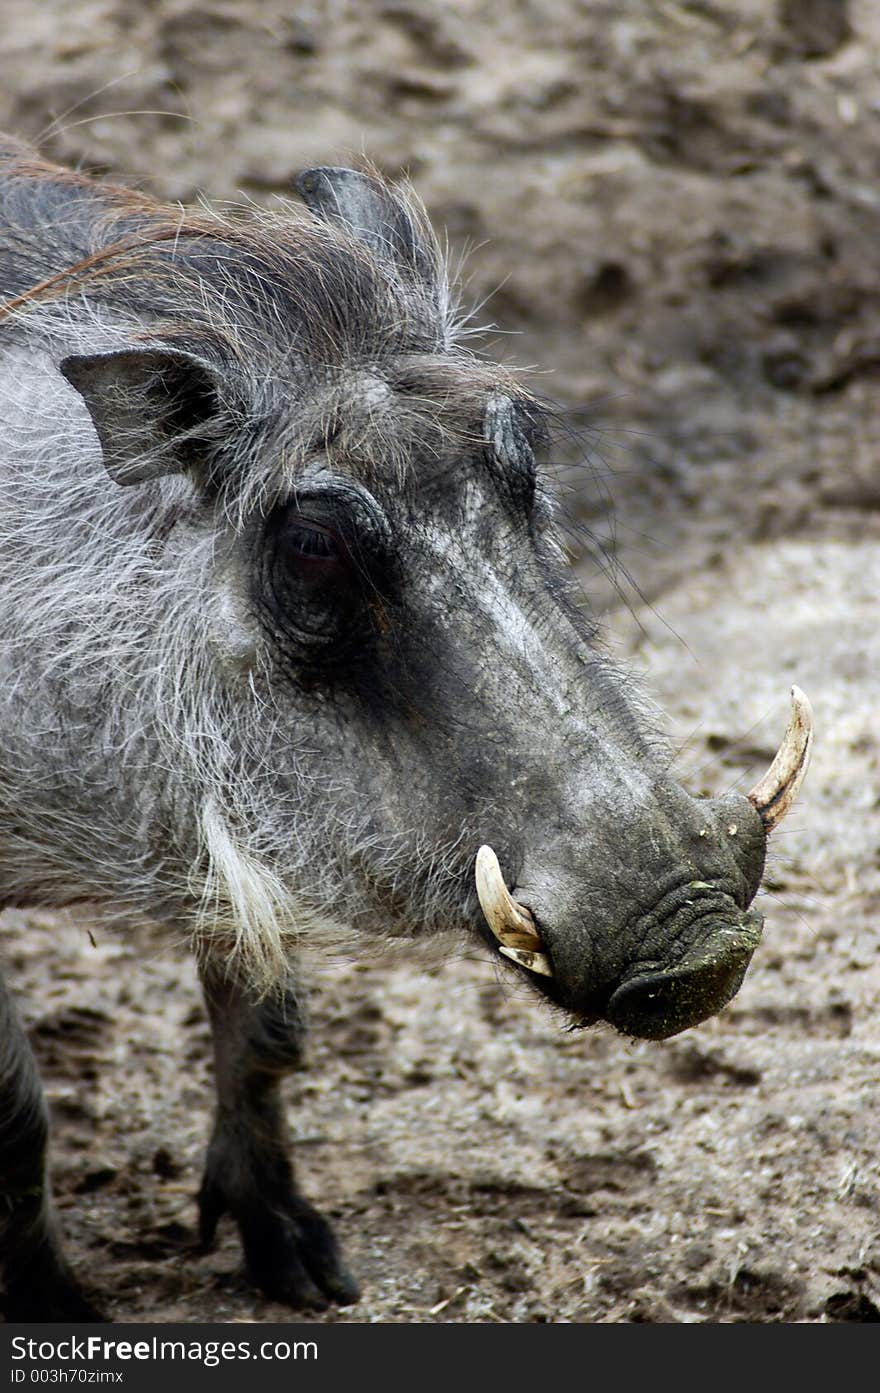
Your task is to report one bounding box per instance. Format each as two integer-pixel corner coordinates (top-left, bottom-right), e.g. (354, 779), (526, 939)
(511, 786), (767, 1041)
(0, 148), (810, 1320)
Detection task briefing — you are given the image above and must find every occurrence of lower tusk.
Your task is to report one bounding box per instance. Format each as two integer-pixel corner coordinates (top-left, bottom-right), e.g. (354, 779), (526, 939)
(748, 686), (814, 832)
(475, 844), (553, 976)
(498, 944), (554, 978)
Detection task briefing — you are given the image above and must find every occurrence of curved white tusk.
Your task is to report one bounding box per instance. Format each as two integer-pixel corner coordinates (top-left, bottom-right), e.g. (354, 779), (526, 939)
(475, 844), (553, 977)
(475, 845), (541, 947)
(748, 686), (814, 832)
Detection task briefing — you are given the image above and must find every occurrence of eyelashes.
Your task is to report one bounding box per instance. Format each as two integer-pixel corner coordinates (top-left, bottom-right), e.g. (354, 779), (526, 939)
(257, 496), (389, 660)
(281, 514), (348, 570)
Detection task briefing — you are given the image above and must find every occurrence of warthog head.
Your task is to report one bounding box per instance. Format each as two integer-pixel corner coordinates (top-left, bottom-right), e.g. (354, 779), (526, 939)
(7, 158), (810, 1038)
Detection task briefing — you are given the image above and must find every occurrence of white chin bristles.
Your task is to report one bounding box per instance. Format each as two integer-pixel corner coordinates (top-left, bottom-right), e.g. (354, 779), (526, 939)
(475, 844), (553, 978)
(748, 686), (814, 832)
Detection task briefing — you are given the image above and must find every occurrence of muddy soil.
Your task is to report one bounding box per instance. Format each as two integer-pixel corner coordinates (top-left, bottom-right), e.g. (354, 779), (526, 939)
(1, 0), (878, 1323)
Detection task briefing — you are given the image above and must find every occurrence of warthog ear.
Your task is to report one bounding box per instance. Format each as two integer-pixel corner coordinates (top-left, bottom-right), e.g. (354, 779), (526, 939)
(294, 166), (438, 287)
(59, 347), (222, 486)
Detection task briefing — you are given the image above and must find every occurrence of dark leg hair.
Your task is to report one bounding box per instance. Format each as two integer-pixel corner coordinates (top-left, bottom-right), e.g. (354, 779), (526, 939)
(0, 968), (101, 1320)
(197, 966), (360, 1309)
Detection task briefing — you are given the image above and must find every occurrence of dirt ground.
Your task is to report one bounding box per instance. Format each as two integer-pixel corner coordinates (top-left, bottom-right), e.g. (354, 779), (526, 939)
(1, 0), (878, 1324)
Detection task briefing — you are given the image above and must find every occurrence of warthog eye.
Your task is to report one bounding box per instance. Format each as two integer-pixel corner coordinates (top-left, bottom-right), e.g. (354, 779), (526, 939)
(255, 482), (395, 668)
(257, 501), (367, 657)
(282, 515), (346, 569)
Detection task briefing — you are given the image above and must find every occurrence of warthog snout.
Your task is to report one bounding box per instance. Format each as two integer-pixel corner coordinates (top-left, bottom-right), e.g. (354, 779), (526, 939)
(476, 688), (812, 1039)
(605, 906), (765, 1040)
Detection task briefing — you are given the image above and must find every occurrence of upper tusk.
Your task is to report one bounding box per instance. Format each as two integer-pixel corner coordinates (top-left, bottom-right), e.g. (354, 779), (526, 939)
(747, 685), (814, 832)
(475, 844), (553, 977)
(475, 845), (541, 948)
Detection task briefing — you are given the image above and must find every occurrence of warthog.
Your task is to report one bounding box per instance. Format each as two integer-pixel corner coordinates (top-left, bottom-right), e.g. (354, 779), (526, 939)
(0, 138), (812, 1320)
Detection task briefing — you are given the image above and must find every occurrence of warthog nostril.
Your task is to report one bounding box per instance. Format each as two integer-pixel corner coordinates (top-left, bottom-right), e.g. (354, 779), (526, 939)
(606, 909), (764, 1041)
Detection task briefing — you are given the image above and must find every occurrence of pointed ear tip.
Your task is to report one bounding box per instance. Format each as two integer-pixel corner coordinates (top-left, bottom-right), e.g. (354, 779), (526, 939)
(58, 352), (87, 381)
(294, 165), (382, 205)
(59, 353), (112, 398)
(293, 167), (321, 197)
(57, 349), (146, 399)
(59, 349), (134, 391)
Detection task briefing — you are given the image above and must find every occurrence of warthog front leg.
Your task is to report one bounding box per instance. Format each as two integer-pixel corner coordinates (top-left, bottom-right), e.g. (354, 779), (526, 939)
(0, 968), (102, 1321)
(197, 969), (360, 1310)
